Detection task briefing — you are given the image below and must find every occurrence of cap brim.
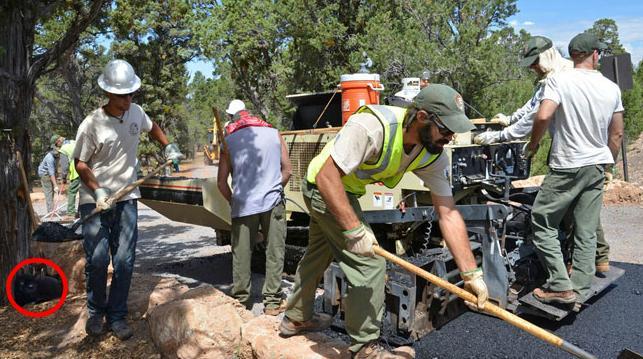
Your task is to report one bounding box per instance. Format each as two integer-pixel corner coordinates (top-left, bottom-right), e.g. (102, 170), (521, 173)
(519, 54), (539, 67)
(442, 113), (475, 133)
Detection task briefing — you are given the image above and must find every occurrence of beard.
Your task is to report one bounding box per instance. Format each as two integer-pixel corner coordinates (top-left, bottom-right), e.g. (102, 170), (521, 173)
(420, 125), (449, 154)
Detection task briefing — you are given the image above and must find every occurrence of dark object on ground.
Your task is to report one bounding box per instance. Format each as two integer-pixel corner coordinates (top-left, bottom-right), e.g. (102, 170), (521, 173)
(12, 272), (63, 306)
(618, 348), (643, 359)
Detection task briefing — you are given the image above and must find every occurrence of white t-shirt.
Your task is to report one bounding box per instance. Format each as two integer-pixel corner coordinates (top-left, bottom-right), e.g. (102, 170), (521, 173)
(542, 68), (623, 169)
(74, 104), (153, 205)
(330, 113), (452, 196)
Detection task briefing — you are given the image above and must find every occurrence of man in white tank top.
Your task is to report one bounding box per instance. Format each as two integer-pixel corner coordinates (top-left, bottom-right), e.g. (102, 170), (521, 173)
(526, 32), (624, 304)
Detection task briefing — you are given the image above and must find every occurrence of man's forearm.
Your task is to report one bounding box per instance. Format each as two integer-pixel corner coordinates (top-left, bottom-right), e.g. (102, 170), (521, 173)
(75, 159), (99, 192)
(608, 112), (624, 162)
(316, 157), (360, 231)
(439, 211), (478, 272)
(149, 122), (169, 147)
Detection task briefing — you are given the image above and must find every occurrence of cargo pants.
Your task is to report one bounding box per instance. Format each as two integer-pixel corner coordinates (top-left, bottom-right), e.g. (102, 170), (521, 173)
(285, 182), (386, 353)
(40, 175), (55, 213)
(531, 165), (605, 300)
(66, 177), (80, 216)
(231, 202), (286, 309)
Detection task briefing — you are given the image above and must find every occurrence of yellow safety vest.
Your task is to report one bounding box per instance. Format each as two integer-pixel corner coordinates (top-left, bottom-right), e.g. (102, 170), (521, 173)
(306, 105), (441, 196)
(58, 141), (79, 181)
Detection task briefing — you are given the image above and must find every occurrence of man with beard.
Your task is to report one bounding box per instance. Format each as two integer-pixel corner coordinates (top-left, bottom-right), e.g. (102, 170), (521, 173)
(280, 84), (488, 358)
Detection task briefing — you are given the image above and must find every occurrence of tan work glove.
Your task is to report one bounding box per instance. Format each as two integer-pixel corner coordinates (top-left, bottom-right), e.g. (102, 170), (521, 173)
(491, 113), (511, 127)
(94, 187), (115, 211)
(474, 131), (503, 145)
(461, 268), (489, 310)
(343, 223), (378, 257)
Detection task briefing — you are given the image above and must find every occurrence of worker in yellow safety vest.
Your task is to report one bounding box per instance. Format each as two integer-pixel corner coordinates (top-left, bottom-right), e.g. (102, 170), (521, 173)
(280, 84), (489, 358)
(53, 136), (80, 220)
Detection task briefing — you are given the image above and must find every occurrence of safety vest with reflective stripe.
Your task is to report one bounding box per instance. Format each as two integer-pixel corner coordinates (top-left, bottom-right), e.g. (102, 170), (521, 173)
(58, 140), (79, 181)
(306, 105), (441, 196)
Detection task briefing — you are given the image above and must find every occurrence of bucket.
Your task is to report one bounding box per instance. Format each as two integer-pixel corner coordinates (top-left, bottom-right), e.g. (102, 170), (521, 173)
(339, 73), (384, 124)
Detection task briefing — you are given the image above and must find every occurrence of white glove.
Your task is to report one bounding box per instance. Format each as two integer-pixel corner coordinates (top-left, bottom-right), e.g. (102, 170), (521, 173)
(474, 131), (502, 145)
(94, 187), (114, 211)
(164, 143), (185, 161)
(491, 113), (511, 127)
(53, 186), (59, 194)
(343, 223), (378, 257)
(461, 268), (489, 310)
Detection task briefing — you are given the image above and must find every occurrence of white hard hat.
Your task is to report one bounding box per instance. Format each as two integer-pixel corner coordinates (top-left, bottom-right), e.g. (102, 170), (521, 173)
(226, 99), (246, 115)
(98, 59), (141, 94)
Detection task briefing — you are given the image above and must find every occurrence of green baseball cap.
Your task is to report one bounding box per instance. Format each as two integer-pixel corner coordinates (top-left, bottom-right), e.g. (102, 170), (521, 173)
(568, 32), (607, 55)
(50, 134), (62, 148)
(413, 84), (474, 133)
(519, 36), (553, 67)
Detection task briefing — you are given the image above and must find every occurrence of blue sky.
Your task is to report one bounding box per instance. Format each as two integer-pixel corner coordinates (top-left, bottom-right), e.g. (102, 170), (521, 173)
(186, 0), (643, 80)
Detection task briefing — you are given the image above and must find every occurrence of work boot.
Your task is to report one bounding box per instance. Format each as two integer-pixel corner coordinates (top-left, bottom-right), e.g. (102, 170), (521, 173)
(353, 341), (415, 359)
(533, 288), (576, 304)
(596, 262), (610, 273)
(110, 320), (133, 340)
(264, 299), (287, 316)
(85, 315), (105, 336)
(279, 313), (331, 337)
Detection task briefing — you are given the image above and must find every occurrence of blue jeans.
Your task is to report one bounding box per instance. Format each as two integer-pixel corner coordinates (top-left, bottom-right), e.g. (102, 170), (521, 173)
(80, 200), (138, 323)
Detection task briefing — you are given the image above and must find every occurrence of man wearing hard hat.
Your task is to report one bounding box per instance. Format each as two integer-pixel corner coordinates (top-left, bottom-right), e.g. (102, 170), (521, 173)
(218, 99), (292, 315)
(73, 59), (184, 340)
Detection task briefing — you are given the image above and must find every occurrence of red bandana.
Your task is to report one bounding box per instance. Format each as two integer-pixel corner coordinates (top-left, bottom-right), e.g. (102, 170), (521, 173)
(225, 110), (273, 135)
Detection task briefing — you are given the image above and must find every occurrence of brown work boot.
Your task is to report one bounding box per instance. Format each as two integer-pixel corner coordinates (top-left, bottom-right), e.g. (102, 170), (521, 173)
(596, 262), (610, 273)
(533, 287), (576, 304)
(264, 299), (287, 316)
(279, 313), (331, 337)
(353, 341), (415, 359)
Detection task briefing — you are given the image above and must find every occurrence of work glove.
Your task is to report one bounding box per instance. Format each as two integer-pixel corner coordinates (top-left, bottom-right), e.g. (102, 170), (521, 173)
(164, 143), (185, 161)
(53, 185), (59, 194)
(461, 268), (489, 310)
(343, 222), (378, 257)
(491, 113), (511, 127)
(474, 131), (503, 145)
(94, 187), (115, 211)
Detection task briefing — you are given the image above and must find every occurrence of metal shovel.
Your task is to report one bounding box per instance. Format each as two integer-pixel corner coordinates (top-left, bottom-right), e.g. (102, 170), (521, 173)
(32, 160), (173, 243)
(373, 246), (597, 359)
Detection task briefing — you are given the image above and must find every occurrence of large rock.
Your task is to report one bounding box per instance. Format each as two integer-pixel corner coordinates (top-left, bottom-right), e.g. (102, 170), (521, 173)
(128, 275), (190, 319)
(147, 285), (253, 358)
(242, 316), (350, 359)
(30, 241), (85, 294)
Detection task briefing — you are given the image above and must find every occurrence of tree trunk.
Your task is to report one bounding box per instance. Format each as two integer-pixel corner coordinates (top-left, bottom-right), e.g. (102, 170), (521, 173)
(0, 3), (37, 306)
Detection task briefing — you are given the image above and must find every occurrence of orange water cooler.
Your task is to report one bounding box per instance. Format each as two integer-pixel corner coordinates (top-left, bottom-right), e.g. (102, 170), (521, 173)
(339, 73), (385, 124)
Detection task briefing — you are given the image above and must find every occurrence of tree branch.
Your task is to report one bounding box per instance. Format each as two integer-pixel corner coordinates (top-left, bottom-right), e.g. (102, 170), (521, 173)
(29, 0), (107, 84)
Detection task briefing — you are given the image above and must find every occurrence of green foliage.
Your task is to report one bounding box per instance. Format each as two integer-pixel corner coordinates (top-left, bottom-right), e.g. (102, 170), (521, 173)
(587, 18), (626, 55)
(622, 63), (643, 144)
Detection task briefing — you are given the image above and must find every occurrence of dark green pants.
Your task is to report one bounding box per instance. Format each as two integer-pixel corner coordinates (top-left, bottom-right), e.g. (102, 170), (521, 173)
(531, 165), (605, 300)
(285, 183), (385, 353)
(231, 203), (286, 308)
(67, 177), (80, 216)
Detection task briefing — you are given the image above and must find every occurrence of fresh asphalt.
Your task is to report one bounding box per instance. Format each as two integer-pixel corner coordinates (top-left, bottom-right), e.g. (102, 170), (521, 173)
(413, 262), (643, 359)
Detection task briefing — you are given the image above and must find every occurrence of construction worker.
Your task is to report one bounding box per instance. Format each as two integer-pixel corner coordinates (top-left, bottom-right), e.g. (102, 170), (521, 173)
(280, 84), (488, 358)
(38, 135), (62, 214)
(74, 59), (184, 340)
(526, 32), (623, 304)
(217, 100), (292, 315)
(53, 136), (80, 220)
(473, 35), (611, 273)
(420, 69), (431, 89)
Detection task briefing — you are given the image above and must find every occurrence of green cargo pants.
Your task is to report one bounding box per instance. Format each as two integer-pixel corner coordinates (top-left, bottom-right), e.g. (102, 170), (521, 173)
(531, 165), (605, 300)
(67, 177), (80, 216)
(231, 202), (286, 309)
(285, 182), (385, 353)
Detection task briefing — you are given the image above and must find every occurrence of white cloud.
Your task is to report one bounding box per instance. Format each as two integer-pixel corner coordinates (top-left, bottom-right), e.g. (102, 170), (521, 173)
(523, 21), (535, 26)
(509, 20), (518, 27)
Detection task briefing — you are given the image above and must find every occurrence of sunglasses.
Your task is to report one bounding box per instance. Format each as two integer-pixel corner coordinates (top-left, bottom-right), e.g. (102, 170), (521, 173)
(116, 92), (136, 98)
(428, 113), (454, 136)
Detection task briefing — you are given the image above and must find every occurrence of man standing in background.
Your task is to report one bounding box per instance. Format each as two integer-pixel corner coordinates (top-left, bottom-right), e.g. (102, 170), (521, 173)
(527, 32), (624, 304)
(53, 135), (80, 221)
(217, 100), (292, 315)
(38, 134), (62, 214)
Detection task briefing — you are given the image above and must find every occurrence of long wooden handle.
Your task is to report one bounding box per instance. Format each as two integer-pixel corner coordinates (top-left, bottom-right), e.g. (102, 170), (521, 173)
(373, 246), (596, 359)
(80, 160), (173, 222)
